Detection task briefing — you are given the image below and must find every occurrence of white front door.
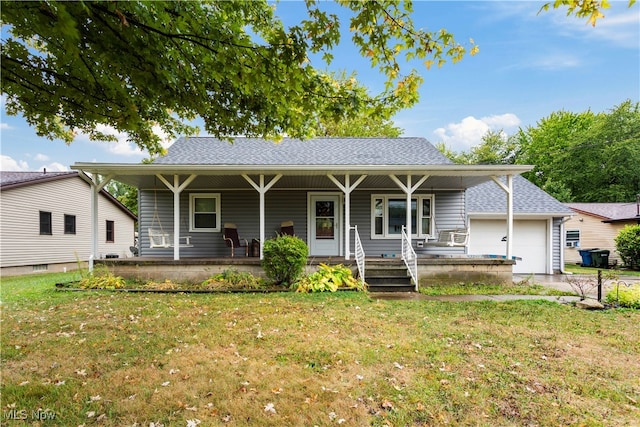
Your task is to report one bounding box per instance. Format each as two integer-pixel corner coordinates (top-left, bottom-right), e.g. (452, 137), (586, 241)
(308, 194), (341, 256)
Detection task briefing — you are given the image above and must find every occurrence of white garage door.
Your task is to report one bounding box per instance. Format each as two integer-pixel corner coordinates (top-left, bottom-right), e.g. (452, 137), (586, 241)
(469, 219), (548, 274)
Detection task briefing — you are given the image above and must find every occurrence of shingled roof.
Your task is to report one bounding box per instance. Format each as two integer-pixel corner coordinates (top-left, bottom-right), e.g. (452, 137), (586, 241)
(154, 137), (453, 166)
(467, 175), (572, 216)
(0, 171), (77, 189)
(566, 203), (640, 222)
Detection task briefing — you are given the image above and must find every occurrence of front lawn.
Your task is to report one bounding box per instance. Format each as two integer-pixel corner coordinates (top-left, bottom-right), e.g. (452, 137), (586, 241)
(1, 272), (639, 426)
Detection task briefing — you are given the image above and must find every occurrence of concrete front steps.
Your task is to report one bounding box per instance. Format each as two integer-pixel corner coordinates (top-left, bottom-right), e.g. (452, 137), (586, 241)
(365, 260), (414, 292)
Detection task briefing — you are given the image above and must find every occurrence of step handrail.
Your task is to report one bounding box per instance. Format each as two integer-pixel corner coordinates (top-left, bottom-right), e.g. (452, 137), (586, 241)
(352, 225), (365, 285)
(401, 225), (418, 291)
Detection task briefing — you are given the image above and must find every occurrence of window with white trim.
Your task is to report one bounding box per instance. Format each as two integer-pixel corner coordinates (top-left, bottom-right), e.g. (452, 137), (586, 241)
(189, 193), (220, 232)
(371, 195), (434, 239)
(566, 229), (580, 248)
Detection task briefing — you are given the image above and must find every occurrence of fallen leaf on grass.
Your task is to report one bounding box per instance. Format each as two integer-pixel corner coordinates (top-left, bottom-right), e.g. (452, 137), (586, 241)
(264, 403), (276, 414)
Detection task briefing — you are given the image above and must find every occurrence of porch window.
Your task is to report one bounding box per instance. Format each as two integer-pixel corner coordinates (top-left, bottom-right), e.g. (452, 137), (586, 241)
(106, 220), (115, 242)
(189, 193), (220, 232)
(566, 229), (580, 248)
(39, 211), (52, 235)
(371, 195), (434, 239)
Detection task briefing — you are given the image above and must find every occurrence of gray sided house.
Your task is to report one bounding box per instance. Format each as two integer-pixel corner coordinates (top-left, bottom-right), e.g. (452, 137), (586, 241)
(72, 137), (534, 285)
(0, 171), (137, 276)
(466, 175), (574, 274)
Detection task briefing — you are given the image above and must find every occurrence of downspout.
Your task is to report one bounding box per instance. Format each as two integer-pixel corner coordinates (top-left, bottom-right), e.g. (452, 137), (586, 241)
(559, 216), (572, 274)
(87, 173), (113, 272)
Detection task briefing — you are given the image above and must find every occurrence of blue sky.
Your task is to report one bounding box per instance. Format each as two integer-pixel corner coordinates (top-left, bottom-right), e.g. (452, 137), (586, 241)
(1, 1), (638, 172)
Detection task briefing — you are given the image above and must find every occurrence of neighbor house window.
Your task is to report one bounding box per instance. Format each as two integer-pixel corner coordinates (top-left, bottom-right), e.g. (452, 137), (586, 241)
(566, 229), (580, 248)
(106, 220), (115, 242)
(39, 211), (52, 235)
(64, 214), (76, 234)
(371, 195), (434, 239)
(189, 193), (220, 232)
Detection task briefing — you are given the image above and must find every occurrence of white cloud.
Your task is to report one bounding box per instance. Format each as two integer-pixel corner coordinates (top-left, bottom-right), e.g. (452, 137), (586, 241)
(75, 124), (174, 159)
(40, 162), (68, 172)
(0, 123), (12, 130)
(34, 153), (49, 162)
(433, 113), (521, 152)
(1, 155), (29, 171)
(552, 6), (640, 49)
(0, 155), (68, 172)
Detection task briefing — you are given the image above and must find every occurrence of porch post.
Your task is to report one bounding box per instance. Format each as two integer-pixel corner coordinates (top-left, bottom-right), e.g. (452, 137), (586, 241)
(328, 174), (367, 260)
(491, 175), (514, 259)
(506, 174), (513, 259)
(389, 174), (430, 243)
(242, 174), (282, 259)
(86, 173), (113, 272)
(156, 174), (197, 260)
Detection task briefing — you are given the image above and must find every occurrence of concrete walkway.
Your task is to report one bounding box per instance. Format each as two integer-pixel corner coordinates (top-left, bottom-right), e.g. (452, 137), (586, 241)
(371, 273), (639, 302)
(370, 293), (582, 303)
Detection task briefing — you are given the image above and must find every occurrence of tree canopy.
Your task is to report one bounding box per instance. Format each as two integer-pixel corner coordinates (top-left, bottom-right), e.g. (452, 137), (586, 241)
(1, 1), (632, 155)
(1, 0), (472, 155)
(439, 100), (640, 203)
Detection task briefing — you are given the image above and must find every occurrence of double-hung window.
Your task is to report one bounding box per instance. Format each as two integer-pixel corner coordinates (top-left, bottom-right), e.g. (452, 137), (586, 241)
(106, 220), (115, 242)
(64, 214), (76, 234)
(372, 195), (434, 239)
(39, 211), (52, 235)
(189, 193), (220, 232)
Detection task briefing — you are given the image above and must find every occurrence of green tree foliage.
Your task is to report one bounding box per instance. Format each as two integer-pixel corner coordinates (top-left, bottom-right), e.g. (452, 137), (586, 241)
(105, 180), (138, 216)
(1, 0), (476, 155)
(519, 100), (640, 202)
(615, 225), (640, 270)
(3, 0), (627, 155)
(440, 130), (520, 165)
(438, 100), (639, 203)
(517, 110), (597, 198)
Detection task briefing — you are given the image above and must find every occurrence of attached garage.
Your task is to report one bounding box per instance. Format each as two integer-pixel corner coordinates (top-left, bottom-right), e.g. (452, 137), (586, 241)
(468, 219), (550, 274)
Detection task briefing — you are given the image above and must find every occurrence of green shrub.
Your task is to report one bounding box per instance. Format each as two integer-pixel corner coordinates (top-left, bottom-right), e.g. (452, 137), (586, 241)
(261, 235), (308, 286)
(295, 263), (366, 293)
(605, 282), (640, 308)
(615, 225), (640, 269)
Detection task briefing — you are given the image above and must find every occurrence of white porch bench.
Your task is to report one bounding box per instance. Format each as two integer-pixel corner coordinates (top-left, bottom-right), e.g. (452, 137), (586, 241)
(148, 228), (193, 248)
(424, 229), (469, 247)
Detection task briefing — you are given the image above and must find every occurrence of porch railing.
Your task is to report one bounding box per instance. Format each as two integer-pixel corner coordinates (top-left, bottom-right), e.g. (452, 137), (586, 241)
(352, 225), (365, 285)
(401, 225), (418, 291)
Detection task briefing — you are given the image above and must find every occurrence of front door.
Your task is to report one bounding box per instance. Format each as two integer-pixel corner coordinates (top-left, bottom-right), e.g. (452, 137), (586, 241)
(308, 194), (341, 256)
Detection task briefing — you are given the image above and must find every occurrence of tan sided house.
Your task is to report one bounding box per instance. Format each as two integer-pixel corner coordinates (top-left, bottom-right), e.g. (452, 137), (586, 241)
(564, 202), (640, 267)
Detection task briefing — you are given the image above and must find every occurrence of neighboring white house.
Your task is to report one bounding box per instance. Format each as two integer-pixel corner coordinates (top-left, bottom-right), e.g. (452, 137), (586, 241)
(1, 171), (137, 276)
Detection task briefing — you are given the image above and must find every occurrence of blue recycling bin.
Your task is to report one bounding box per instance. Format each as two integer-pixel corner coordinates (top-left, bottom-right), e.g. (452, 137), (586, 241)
(578, 248), (599, 267)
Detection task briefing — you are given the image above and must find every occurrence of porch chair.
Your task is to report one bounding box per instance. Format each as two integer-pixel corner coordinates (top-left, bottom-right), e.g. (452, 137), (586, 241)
(280, 220), (295, 236)
(223, 223), (249, 257)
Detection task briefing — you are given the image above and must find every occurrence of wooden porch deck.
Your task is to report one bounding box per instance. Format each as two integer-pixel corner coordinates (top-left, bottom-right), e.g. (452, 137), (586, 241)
(96, 255), (515, 286)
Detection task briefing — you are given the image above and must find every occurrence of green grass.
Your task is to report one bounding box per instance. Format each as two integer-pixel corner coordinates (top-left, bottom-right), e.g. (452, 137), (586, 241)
(1, 272), (638, 426)
(418, 282), (572, 296)
(564, 263), (640, 277)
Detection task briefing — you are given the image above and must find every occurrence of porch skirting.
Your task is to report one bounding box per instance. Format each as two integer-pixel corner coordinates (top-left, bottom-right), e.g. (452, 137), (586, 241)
(96, 256), (515, 285)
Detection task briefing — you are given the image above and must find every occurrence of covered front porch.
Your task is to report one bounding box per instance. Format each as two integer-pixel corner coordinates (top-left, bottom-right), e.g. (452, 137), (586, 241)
(96, 254), (515, 288)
